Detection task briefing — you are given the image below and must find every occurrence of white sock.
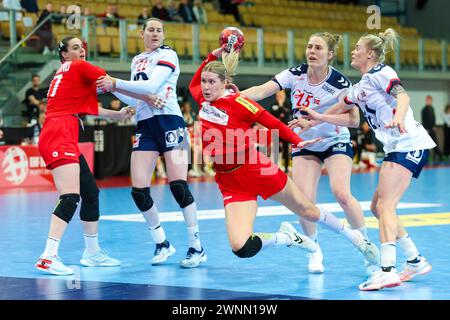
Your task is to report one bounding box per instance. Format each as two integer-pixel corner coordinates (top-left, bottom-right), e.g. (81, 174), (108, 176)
(84, 233), (100, 254)
(397, 234), (419, 261)
(182, 202), (198, 226)
(255, 232), (292, 247)
(357, 226), (369, 240)
(380, 242), (397, 270)
(142, 204), (160, 227)
(318, 208), (358, 245)
(149, 224), (166, 244)
(43, 236), (60, 257)
(307, 231), (318, 243)
(187, 225), (201, 251)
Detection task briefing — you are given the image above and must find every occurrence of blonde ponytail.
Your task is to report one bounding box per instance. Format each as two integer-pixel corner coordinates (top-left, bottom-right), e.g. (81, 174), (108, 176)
(203, 47), (240, 83)
(360, 28), (399, 63)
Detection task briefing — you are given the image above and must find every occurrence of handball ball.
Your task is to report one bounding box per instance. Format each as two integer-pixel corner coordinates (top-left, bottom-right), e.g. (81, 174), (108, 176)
(219, 27), (245, 53)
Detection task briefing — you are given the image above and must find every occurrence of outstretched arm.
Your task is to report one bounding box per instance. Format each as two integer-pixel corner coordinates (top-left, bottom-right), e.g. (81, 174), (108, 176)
(241, 80), (280, 102)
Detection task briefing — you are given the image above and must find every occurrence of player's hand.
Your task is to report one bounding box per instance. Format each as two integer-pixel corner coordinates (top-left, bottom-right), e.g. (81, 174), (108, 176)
(297, 106), (323, 121)
(296, 137), (322, 149)
(288, 117), (312, 130)
(118, 106), (135, 120)
(385, 117), (407, 134)
(96, 75), (116, 92)
(143, 95), (166, 109)
(212, 46), (225, 57)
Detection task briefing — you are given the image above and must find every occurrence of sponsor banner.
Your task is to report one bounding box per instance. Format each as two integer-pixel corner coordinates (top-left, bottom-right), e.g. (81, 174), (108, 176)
(0, 142), (94, 188)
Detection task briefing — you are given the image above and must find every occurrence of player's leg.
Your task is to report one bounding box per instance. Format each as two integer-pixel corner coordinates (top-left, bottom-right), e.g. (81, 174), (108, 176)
(291, 155), (324, 273)
(36, 163), (80, 275)
(78, 155), (120, 267)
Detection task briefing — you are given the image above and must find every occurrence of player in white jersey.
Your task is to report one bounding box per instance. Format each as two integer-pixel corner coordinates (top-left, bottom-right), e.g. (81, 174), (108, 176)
(96, 18), (206, 268)
(242, 32), (377, 275)
(298, 28), (434, 291)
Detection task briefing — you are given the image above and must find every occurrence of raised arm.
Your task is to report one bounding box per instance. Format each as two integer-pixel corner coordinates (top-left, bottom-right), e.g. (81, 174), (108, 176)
(241, 80), (280, 102)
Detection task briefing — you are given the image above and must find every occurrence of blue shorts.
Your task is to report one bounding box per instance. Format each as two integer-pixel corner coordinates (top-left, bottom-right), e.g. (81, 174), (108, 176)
(133, 115), (190, 154)
(292, 142), (354, 162)
(383, 149), (429, 178)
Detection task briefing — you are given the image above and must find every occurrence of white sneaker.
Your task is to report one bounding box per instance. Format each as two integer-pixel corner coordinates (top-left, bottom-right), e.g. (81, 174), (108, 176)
(364, 259), (380, 276)
(35, 255), (74, 275)
(151, 240), (176, 265)
(180, 247), (207, 268)
(307, 245), (324, 274)
(399, 255), (432, 282)
(353, 230), (380, 266)
(279, 222), (317, 253)
(80, 249), (121, 267)
(188, 169), (201, 177)
(359, 269), (402, 291)
(203, 166), (216, 176)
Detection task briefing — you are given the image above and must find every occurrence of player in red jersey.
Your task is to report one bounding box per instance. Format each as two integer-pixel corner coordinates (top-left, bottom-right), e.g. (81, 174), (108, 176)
(187, 46), (380, 263)
(35, 36), (134, 275)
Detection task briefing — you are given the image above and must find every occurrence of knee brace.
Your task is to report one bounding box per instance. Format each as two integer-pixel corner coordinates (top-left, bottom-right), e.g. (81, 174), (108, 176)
(232, 235), (263, 258)
(53, 193), (80, 223)
(131, 187), (154, 212)
(79, 155), (100, 221)
(169, 180), (194, 208)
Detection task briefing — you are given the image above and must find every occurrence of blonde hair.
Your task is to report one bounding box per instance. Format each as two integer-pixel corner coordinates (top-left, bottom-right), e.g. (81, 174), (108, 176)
(311, 32), (342, 63)
(360, 28), (399, 63)
(203, 48), (240, 82)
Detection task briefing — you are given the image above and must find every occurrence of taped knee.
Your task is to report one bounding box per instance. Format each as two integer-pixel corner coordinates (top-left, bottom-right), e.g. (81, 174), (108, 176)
(131, 187), (154, 212)
(232, 235), (263, 258)
(169, 180), (194, 208)
(53, 193), (80, 223)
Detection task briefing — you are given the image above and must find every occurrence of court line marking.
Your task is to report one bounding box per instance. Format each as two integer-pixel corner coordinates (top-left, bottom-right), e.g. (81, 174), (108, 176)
(100, 202), (443, 227)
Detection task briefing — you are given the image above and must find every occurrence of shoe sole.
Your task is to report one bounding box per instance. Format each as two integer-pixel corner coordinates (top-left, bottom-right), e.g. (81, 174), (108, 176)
(180, 255), (208, 268)
(152, 247), (176, 265)
(35, 264), (74, 276)
(308, 268), (325, 274)
(359, 280), (402, 291)
(80, 259), (121, 267)
(400, 264), (432, 282)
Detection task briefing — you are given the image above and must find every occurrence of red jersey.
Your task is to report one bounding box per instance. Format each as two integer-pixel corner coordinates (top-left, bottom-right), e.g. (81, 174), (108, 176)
(46, 60), (105, 117)
(189, 53), (302, 169)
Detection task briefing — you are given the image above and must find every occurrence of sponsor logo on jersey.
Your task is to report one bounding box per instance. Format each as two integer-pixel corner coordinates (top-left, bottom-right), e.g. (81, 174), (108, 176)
(235, 96), (259, 114)
(321, 84), (335, 95)
(199, 102), (229, 125)
(64, 152), (76, 157)
(133, 133), (141, 148)
(223, 196), (233, 201)
(52, 151), (59, 158)
(406, 150), (423, 165)
(357, 89), (368, 102)
(313, 97), (321, 105)
(332, 143), (347, 152)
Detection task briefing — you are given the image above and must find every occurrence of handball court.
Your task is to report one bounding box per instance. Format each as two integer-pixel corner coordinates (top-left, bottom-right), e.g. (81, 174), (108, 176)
(0, 166), (449, 300)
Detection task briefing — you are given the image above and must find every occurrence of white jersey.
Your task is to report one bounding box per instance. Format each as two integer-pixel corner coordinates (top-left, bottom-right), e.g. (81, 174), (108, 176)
(129, 45), (182, 121)
(345, 64), (436, 154)
(274, 63), (352, 152)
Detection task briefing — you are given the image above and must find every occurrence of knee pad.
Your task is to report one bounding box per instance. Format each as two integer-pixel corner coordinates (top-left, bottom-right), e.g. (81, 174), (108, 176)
(232, 235), (263, 258)
(169, 180), (194, 208)
(131, 187), (154, 212)
(53, 193), (80, 223)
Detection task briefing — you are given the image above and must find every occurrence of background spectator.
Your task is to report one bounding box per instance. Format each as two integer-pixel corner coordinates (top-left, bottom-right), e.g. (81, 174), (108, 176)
(97, 5), (119, 27)
(52, 3), (67, 25)
(193, 0), (208, 24)
(151, 0), (170, 21)
(24, 74), (46, 123)
(269, 90), (291, 172)
(20, 0), (39, 14)
(137, 7), (149, 27)
(35, 2), (54, 54)
(166, 0), (183, 22)
(421, 95), (443, 161)
(352, 121), (378, 169)
(443, 104), (450, 158)
(178, 0), (196, 23)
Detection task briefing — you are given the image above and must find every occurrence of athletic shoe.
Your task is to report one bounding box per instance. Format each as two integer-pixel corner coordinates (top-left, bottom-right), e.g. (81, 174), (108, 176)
(35, 255), (74, 275)
(180, 247), (207, 268)
(307, 245), (324, 274)
(80, 249), (121, 267)
(152, 240), (176, 265)
(353, 230), (380, 266)
(279, 222), (317, 253)
(359, 269), (402, 291)
(399, 255), (432, 282)
(364, 259), (380, 276)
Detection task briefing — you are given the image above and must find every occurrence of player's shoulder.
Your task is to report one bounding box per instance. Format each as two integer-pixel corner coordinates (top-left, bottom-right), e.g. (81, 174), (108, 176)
(367, 63), (391, 75)
(326, 66), (351, 89)
(285, 63), (308, 76)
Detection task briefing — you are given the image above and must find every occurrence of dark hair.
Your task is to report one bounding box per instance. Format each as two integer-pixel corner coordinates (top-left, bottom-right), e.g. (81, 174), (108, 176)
(142, 17), (164, 31)
(31, 74), (40, 80)
(58, 36), (76, 62)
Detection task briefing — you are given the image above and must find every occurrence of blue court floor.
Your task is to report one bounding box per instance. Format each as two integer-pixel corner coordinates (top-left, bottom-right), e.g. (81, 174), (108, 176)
(0, 167), (449, 300)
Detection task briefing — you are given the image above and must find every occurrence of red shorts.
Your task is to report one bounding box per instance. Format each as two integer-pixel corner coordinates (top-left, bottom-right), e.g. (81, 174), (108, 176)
(215, 153), (288, 206)
(38, 115), (80, 170)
